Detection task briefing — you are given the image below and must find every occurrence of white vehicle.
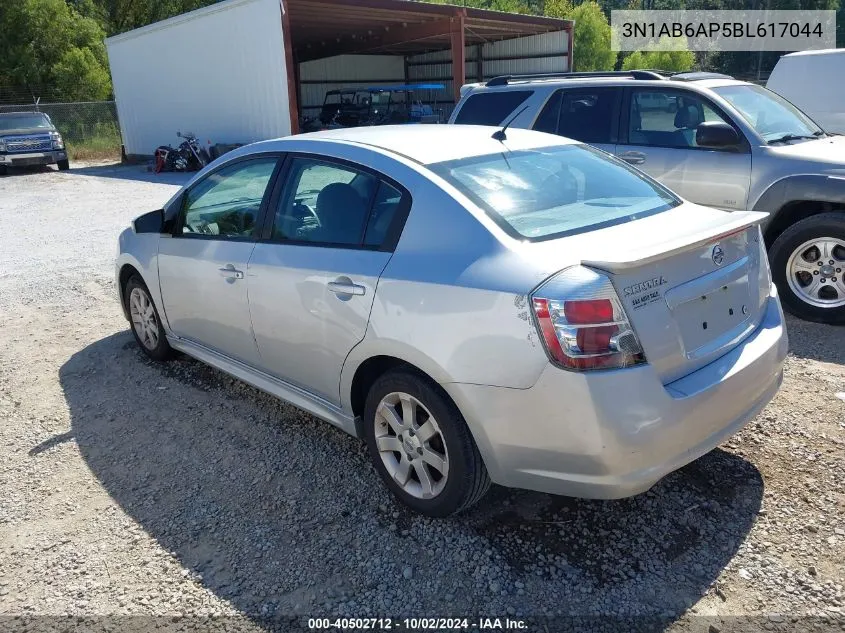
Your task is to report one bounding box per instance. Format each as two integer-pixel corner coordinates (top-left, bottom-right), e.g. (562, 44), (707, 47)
(767, 49), (845, 134)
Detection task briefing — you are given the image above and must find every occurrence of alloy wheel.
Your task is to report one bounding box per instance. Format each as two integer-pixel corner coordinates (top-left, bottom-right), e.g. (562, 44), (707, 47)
(129, 287), (160, 350)
(373, 391), (449, 500)
(786, 237), (845, 309)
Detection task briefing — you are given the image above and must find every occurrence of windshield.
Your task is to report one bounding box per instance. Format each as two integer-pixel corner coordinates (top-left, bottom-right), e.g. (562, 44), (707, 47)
(713, 84), (823, 143)
(0, 114), (51, 131)
(428, 145), (680, 241)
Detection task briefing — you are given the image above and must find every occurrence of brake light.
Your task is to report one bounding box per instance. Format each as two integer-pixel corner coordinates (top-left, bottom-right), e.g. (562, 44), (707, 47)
(531, 268), (646, 371)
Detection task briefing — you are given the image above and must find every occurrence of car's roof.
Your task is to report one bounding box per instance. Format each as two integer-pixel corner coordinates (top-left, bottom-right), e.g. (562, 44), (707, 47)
(288, 124), (578, 165)
(781, 48), (845, 57)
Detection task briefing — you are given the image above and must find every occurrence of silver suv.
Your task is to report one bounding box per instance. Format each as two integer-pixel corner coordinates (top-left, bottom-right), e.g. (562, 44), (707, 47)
(450, 70), (845, 324)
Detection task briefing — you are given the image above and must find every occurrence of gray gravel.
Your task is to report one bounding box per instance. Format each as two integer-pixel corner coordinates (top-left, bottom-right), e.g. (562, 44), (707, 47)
(0, 163), (843, 632)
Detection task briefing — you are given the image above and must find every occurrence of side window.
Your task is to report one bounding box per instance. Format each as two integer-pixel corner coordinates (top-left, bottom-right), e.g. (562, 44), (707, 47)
(628, 90), (735, 149)
(273, 158), (377, 246)
(454, 91), (532, 126)
(556, 88), (621, 144)
(179, 158), (277, 238)
(364, 181), (403, 247)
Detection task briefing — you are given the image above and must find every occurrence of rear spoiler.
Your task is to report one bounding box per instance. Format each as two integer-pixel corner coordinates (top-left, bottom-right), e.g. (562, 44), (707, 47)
(581, 211), (768, 272)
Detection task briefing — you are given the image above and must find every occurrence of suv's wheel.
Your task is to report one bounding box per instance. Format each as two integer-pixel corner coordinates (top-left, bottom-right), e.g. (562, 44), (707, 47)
(770, 213), (845, 324)
(124, 275), (173, 360)
(0, 166), (7, 176)
(57, 159), (70, 171)
(363, 370), (490, 517)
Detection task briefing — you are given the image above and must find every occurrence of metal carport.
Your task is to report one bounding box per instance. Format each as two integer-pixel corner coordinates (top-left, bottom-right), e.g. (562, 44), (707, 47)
(283, 0), (572, 131)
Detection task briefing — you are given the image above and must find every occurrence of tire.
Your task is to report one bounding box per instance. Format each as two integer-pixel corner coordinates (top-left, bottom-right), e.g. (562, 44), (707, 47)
(57, 159), (69, 171)
(124, 275), (174, 361)
(769, 212), (845, 324)
(0, 166), (7, 176)
(363, 370), (490, 517)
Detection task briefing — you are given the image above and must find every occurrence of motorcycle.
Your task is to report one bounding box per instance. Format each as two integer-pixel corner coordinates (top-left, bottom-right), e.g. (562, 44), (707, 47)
(154, 131), (211, 173)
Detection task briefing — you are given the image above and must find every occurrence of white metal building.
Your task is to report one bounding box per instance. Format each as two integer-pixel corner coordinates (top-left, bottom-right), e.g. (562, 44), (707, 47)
(106, 0), (572, 157)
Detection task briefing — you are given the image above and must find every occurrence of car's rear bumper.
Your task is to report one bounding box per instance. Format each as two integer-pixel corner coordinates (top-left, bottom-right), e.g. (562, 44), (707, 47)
(0, 150), (66, 166)
(445, 286), (787, 499)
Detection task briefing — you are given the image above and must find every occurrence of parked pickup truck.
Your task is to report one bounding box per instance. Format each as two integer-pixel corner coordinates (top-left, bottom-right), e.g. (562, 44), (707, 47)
(0, 111), (68, 175)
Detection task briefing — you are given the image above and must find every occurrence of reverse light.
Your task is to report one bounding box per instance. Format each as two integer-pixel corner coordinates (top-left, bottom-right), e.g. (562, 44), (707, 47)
(531, 267), (646, 371)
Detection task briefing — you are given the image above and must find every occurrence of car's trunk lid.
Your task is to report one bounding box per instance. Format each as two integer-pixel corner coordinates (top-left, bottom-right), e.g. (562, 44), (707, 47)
(524, 204), (770, 383)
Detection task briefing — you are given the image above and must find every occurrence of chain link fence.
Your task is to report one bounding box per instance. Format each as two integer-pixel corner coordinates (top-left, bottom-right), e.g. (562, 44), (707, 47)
(0, 101), (121, 160)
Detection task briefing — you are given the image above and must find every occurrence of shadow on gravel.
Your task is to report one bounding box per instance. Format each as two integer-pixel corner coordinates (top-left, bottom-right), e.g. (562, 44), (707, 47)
(0, 165), (54, 177)
(64, 163), (192, 186)
(61, 331), (763, 627)
(784, 314), (845, 365)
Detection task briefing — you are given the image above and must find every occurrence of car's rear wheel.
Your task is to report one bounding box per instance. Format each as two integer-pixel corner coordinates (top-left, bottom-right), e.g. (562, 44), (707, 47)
(363, 370), (490, 517)
(124, 275), (173, 361)
(57, 159), (70, 171)
(770, 213), (845, 324)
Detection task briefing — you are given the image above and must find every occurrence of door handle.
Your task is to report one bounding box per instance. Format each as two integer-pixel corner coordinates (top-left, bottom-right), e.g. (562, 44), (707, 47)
(218, 264), (244, 280)
(618, 151), (646, 165)
(327, 280), (366, 296)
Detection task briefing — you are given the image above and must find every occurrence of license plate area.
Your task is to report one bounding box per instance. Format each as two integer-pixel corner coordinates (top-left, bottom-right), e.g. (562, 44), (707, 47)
(664, 257), (753, 356)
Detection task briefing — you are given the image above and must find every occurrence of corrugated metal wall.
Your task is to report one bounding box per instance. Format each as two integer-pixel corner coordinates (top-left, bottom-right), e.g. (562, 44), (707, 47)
(106, 0), (290, 156)
(407, 30), (570, 114)
(298, 55), (405, 114)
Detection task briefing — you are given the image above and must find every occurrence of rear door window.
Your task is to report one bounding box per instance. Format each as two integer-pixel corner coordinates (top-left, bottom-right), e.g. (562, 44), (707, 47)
(454, 91), (532, 126)
(270, 157), (410, 250)
(534, 88), (621, 144)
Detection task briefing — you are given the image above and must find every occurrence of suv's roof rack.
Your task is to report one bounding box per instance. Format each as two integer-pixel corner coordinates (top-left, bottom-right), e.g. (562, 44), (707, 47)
(485, 70), (665, 87)
(668, 72), (734, 81)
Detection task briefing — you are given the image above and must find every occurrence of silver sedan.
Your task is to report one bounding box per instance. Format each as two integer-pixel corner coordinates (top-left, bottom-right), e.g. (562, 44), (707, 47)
(116, 125), (788, 516)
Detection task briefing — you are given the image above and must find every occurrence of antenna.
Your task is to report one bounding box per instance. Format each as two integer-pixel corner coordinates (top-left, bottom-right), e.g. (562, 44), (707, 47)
(492, 104), (530, 142)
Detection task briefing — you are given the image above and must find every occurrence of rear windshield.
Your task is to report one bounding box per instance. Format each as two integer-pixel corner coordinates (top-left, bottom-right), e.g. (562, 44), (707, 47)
(0, 114), (51, 131)
(453, 91), (532, 126)
(428, 144), (679, 241)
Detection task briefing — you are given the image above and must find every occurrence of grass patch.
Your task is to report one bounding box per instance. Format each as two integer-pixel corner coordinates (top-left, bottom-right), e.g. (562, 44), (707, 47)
(66, 135), (122, 161)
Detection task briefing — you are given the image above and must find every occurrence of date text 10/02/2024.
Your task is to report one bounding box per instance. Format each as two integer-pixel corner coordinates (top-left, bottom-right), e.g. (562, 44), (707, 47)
(307, 617), (528, 630)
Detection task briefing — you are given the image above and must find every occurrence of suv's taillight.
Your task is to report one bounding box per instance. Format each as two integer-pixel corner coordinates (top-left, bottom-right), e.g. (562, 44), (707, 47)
(531, 267), (646, 371)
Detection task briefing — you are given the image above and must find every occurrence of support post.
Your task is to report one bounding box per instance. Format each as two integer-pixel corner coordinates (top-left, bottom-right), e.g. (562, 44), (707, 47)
(280, 0), (300, 134)
(450, 11), (466, 103)
(476, 44), (483, 82)
(566, 24), (574, 72)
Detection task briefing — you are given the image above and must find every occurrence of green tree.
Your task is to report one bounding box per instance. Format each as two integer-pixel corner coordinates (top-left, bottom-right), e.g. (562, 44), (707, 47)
(92, 0), (215, 36)
(622, 46), (695, 72)
(0, 0), (111, 100)
(545, 0), (617, 71)
(423, 0), (531, 14)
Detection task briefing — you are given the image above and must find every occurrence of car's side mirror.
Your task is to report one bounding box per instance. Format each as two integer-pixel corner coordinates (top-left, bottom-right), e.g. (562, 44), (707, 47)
(696, 121), (740, 149)
(133, 209), (164, 233)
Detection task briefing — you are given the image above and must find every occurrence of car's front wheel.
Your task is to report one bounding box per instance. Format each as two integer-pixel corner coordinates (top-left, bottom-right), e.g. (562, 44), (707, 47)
(363, 370), (490, 517)
(124, 275), (174, 360)
(770, 212), (845, 324)
(57, 159), (70, 171)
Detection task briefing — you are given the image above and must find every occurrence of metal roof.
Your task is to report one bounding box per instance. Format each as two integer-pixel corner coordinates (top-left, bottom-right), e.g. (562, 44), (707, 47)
(287, 0), (572, 61)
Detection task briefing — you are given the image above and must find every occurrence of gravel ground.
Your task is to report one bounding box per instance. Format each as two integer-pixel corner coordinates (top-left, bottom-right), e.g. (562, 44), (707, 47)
(0, 163), (843, 633)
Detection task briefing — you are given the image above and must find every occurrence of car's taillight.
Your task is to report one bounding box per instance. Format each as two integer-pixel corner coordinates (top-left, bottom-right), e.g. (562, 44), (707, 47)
(531, 267), (646, 371)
